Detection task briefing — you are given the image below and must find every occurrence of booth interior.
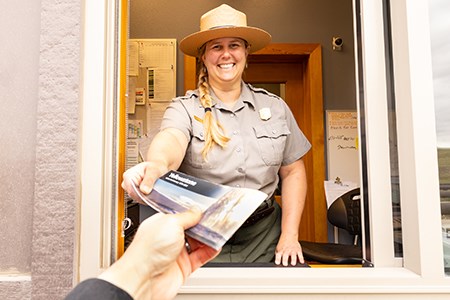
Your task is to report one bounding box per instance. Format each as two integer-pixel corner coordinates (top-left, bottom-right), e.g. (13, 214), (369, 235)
(122, 0), (377, 266)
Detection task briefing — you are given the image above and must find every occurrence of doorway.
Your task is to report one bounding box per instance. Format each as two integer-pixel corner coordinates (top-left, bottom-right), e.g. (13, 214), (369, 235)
(184, 44), (327, 242)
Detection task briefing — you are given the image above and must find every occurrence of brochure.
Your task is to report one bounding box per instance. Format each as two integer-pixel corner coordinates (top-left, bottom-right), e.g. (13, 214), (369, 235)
(131, 170), (268, 250)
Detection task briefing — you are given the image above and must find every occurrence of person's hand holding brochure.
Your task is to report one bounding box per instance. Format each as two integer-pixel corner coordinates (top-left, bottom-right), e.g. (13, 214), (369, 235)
(131, 170), (268, 250)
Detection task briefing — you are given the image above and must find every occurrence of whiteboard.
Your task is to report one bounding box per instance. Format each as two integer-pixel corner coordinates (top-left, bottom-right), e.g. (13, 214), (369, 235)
(326, 110), (360, 183)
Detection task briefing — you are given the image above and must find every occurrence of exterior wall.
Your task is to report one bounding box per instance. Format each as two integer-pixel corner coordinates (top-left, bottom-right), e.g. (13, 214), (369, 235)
(31, 0), (81, 298)
(0, 0), (40, 275)
(0, 0), (41, 298)
(0, 0), (81, 299)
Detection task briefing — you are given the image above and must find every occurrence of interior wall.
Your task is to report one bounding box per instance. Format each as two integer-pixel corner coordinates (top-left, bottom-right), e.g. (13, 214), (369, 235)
(130, 0), (356, 110)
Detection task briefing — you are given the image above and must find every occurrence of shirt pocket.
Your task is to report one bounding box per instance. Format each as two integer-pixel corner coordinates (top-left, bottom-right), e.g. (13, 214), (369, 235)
(185, 123), (216, 169)
(253, 121), (291, 166)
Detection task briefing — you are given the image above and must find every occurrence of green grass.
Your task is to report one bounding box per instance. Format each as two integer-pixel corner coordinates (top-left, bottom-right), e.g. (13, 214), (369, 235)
(438, 148), (450, 203)
(438, 148), (450, 184)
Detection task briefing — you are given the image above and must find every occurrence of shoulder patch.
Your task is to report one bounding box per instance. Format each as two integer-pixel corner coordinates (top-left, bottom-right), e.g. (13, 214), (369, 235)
(247, 83), (281, 100)
(176, 89), (199, 101)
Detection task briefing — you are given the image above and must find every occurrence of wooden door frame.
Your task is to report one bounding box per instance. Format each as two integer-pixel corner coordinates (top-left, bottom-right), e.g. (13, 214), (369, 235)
(184, 44), (327, 242)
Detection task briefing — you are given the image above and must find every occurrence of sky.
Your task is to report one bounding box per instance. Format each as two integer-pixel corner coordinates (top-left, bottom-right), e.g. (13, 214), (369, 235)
(429, 0), (450, 148)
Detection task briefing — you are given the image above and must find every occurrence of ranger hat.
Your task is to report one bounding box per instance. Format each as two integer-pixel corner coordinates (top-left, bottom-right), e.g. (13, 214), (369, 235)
(179, 4), (271, 57)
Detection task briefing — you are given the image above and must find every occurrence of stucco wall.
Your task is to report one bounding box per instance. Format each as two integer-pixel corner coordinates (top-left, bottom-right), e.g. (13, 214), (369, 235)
(0, 0), (41, 298)
(31, 0), (81, 298)
(0, 0), (81, 299)
(0, 0), (40, 275)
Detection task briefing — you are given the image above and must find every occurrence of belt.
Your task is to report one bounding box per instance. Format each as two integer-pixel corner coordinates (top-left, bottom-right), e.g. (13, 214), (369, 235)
(242, 196), (275, 227)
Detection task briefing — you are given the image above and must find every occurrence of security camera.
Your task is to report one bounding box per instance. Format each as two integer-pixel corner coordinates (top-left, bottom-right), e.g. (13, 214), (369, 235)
(332, 37), (343, 51)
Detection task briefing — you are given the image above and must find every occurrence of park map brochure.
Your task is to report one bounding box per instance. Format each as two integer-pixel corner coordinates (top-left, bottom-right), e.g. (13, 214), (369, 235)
(131, 170), (267, 250)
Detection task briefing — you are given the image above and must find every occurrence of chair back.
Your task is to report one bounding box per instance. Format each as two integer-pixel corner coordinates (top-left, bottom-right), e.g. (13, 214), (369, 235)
(327, 188), (361, 236)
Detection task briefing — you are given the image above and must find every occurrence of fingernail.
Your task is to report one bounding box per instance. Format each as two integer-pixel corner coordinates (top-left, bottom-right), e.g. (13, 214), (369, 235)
(140, 185), (151, 194)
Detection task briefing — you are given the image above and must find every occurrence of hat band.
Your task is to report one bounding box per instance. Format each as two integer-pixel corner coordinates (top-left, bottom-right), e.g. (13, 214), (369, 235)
(206, 24), (239, 31)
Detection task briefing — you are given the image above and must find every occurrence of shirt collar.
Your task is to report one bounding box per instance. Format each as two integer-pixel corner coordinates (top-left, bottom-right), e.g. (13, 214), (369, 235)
(240, 82), (256, 110)
(208, 81), (256, 111)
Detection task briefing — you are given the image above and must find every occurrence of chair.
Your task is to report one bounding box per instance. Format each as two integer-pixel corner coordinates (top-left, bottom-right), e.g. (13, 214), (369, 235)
(300, 188), (363, 264)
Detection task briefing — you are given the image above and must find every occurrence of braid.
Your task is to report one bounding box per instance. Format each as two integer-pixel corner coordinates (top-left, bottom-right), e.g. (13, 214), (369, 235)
(197, 62), (230, 160)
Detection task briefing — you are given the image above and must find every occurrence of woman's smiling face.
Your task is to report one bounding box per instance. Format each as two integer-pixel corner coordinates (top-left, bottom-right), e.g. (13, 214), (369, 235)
(202, 37), (248, 87)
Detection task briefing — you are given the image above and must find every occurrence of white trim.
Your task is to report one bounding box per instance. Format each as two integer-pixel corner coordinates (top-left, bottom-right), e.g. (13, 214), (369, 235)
(101, 0), (119, 269)
(77, 0), (116, 281)
(390, 0), (444, 277)
(180, 268), (450, 296)
(357, 0), (397, 267)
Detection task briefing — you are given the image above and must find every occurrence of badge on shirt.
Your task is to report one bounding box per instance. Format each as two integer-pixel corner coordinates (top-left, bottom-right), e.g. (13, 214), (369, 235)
(259, 107), (271, 121)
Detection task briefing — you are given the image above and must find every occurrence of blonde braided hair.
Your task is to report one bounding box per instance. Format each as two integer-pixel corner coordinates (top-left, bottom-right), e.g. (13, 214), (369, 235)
(197, 45), (230, 160)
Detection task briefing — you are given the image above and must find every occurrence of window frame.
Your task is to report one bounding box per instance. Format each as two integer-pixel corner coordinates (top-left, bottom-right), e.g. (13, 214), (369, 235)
(77, 0), (118, 280)
(77, 0), (450, 296)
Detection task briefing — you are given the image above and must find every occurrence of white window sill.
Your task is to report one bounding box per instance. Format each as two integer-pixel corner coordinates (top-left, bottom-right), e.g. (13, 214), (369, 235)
(180, 267), (450, 294)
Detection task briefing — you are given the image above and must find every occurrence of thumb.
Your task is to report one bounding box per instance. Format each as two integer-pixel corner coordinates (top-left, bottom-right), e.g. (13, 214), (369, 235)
(174, 207), (202, 230)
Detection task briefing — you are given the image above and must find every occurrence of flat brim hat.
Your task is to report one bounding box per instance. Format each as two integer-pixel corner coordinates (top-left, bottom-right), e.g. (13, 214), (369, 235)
(179, 4), (272, 57)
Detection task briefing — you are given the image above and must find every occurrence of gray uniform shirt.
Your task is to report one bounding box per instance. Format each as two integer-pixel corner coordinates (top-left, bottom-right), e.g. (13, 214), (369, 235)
(161, 82), (311, 198)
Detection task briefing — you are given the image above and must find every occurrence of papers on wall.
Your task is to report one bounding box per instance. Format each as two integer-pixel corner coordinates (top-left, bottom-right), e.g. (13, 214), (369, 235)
(126, 39), (176, 169)
(326, 110), (360, 183)
(138, 40), (176, 69)
(127, 94), (136, 114)
(135, 87), (145, 105)
(128, 120), (143, 139)
(146, 102), (169, 133)
(147, 68), (175, 102)
(127, 39), (176, 129)
(136, 135), (152, 162)
(127, 77), (137, 114)
(324, 180), (359, 208)
(126, 140), (139, 170)
(128, 41), (139, 76)
(135, 39), (176, 103)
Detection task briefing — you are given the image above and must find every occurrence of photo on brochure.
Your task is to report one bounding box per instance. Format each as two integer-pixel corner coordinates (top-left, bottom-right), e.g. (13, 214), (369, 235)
(131, 170), (267, 250)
